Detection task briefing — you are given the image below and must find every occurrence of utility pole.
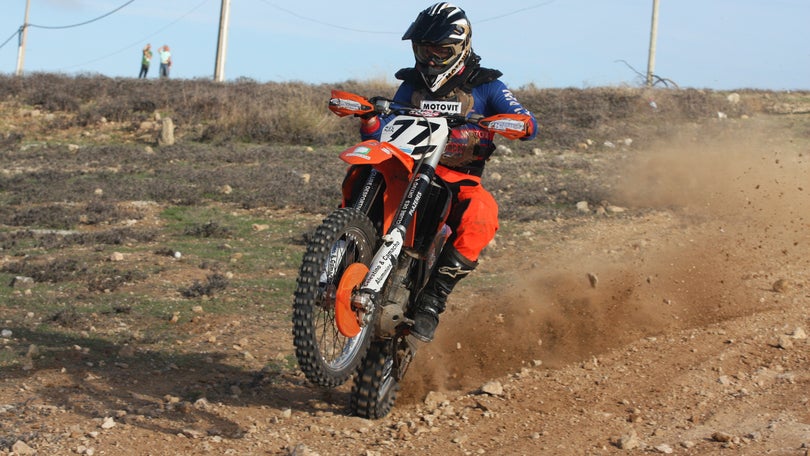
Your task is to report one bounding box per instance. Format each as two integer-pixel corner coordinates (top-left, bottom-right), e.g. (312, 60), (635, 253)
(16, 0), (31, 76)
(214, 0), (231, 82)
(645, 0), (660, 87)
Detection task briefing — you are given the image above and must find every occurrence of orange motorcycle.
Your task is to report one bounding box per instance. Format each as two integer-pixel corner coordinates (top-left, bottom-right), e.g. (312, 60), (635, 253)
(293, 90), (532, 418)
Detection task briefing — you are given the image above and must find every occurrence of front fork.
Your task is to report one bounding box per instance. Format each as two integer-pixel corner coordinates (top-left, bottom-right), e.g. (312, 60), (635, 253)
(350, 227), (405, 333)
(349, 161), (441, 331)
(356, 220), (452, 339)
(352, 161), (435, 291)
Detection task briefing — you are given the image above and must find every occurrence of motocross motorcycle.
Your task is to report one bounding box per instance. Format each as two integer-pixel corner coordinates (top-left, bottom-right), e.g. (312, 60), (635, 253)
(292, 90), (532, 418)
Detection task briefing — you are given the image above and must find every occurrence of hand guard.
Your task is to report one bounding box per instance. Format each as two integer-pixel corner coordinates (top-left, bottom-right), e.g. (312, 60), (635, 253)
(477, 113), (535, 140)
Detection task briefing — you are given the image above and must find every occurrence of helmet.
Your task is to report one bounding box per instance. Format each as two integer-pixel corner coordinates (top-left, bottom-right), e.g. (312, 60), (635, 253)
(402, 3), (472, 93)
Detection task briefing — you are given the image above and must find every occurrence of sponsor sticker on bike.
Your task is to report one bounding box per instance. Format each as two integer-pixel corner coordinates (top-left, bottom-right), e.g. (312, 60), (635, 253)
(346, 145), (372, 160)
(330, 98), (363, 111)
(488, 119), (525, 132)
(419, 100), (462, 115)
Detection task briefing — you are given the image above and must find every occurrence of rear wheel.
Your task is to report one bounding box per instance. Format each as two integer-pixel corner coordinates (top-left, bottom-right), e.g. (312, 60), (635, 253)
(350, 340), (400, 419)
(293, 208), (377, 387)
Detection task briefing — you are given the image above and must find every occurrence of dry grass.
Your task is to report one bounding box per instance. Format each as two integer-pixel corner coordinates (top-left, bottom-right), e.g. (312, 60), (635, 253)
(1, 73), (806, 225)
(1, 73), (798, 149)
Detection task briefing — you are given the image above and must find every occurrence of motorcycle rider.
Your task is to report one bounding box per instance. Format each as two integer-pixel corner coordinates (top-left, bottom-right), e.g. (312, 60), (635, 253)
(355, 2), (538, 342)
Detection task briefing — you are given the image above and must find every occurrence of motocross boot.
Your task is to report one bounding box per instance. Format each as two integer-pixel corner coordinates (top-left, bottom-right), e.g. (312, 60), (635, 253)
(411, 246), (477, 342)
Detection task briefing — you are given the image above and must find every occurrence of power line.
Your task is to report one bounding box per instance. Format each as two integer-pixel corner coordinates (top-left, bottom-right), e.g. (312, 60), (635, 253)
(477, 1), (556, 24)
(255, 1), (557, 34)
(255, 0), (396, 34)
(28, 0), (136, 30)
(0, 28), (19, 51)
(3, 0), (137, 73)
(6, 0), (557, 76)
(58, 0), (211, 71)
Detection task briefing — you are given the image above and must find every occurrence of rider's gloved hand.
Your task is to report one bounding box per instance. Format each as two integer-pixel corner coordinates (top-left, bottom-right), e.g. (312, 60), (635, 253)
(359, 115), (379, 135)
(441, 126), (490, 167)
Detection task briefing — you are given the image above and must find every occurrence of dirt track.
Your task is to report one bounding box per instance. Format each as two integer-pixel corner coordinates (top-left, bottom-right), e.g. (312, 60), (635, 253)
(1, 113), (809, 455)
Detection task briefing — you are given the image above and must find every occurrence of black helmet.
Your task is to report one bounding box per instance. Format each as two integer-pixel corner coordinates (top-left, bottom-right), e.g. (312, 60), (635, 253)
(402, 3), (472, 93)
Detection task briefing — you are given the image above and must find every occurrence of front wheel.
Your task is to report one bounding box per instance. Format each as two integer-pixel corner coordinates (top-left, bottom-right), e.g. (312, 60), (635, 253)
(293, 208), (377, 387)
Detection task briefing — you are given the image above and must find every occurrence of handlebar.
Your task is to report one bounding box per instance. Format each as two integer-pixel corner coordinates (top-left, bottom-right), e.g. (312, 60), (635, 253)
(370, 97), (480, 128)
(329, 89), (533, 140)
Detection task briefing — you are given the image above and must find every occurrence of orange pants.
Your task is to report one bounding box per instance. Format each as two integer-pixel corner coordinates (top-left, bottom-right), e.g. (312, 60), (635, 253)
(437, 167), (498, 263)
(342, 165), (499, 263)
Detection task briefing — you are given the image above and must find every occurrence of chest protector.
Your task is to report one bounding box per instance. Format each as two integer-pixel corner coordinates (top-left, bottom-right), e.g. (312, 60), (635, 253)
(395, 65), (503, 172)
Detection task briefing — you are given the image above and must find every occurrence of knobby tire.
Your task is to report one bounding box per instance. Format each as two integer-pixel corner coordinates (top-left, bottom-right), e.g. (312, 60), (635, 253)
(350, 340), (400, 419)
(292, 208), (377, 387)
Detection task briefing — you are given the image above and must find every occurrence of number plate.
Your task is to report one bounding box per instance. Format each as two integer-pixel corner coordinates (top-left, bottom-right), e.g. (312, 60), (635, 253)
(381, 116), (449, 159)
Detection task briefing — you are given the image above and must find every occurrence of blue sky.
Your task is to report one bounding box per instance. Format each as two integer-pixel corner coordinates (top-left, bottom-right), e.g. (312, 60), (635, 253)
(1, 0), (808, 90)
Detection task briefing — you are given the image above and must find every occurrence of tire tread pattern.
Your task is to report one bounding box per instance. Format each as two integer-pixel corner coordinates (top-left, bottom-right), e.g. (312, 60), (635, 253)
(350, 341), (400, 419)
(292, 208), (376, 388)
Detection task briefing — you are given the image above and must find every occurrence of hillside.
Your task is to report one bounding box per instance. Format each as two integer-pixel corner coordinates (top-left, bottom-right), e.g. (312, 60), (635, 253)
(0, 75), (809, 455)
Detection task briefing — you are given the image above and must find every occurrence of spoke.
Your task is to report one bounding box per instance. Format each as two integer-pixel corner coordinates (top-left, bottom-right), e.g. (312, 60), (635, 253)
(340, 235), (354, 271)
(317, 310), (333, 359)
(294, 209), (378, 387)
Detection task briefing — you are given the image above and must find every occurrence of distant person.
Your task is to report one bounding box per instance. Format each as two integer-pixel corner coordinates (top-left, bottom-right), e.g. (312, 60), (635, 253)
(138, 44), (153, 78)
(158, 45), (172, 78)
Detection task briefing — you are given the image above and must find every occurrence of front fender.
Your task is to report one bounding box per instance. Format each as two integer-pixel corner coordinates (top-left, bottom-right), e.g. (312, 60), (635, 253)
(340, 140), (414, 170)
(340, 140), (415, 234)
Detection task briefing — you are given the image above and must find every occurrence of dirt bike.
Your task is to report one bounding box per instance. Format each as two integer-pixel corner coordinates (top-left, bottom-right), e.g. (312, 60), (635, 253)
(292, 90), (532, 418)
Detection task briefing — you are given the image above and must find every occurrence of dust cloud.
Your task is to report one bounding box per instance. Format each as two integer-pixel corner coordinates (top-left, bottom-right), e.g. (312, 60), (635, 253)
(404, 120), (809, 401)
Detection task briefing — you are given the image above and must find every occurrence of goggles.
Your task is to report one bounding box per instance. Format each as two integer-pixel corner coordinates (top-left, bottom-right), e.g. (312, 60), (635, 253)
(414, 44), (457, 66)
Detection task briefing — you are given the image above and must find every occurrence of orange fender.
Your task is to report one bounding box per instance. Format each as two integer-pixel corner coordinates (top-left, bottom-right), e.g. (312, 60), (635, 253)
(340, 141), (415, 234)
